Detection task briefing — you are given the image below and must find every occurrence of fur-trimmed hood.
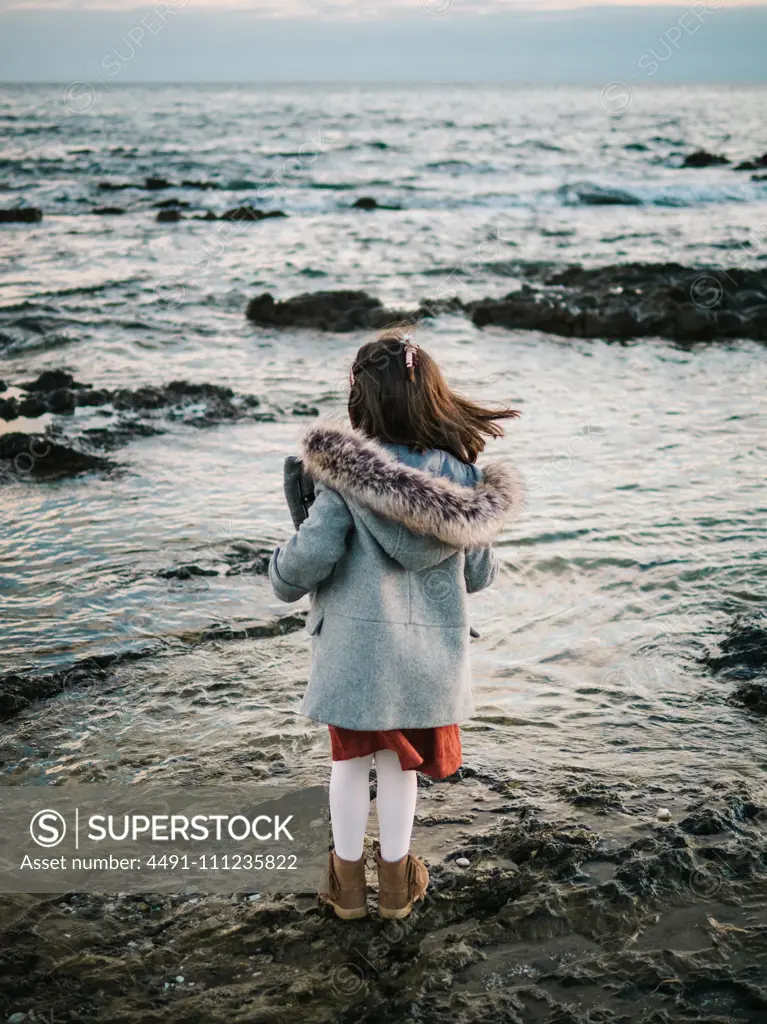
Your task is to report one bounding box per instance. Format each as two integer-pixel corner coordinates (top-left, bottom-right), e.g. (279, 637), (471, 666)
(300, 419), (524, 550)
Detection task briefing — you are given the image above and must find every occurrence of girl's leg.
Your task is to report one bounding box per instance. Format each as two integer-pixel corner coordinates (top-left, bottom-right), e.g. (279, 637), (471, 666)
(329, 753), (374, 861)
(374, 748), (418, 862)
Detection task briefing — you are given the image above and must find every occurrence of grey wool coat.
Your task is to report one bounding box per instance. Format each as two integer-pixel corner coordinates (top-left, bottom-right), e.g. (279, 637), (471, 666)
(268, 420), (524, 731)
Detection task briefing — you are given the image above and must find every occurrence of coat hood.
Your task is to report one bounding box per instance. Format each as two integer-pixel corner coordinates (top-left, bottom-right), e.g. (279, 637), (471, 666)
(300, 419), (525, 550)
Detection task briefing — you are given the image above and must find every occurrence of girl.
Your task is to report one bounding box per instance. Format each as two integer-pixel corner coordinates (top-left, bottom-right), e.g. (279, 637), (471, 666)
(269, 331), (523, 920)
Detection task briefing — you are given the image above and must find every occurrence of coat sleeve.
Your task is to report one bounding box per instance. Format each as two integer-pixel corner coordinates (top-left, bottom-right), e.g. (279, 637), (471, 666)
(269, 482), (354, 602)
(464, 546), (499, 594)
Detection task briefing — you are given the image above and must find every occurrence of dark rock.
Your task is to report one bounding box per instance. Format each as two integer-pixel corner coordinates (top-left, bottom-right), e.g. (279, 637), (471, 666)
(729, 682), (767, 714)
(18, 395), (51, 418)
(734, 153), (767, 171)
(0, 396), (19, 420)
(678, 807), (734, 835)
(681, 150), (731, 168)
(220, 206), (287, 221)
(75, 387), (112, 407)
(351, 196), (401, 211)
(97, 181), (133, 191)
(93, 206), (126, 215)
(246, 290), (411, 332)
(702, 616), (767, 680)
(753, 173), (767, 182)
(221, 542), (272, 576)
(469, 264), (767, 343)
(0, 432), (112, 481)
(45, 387), (77, 414)
(153, 199), (190, 209)
(0, 207), (43, 223)
(182, 179), (219, 190)
(157, 563), (219, 580)
(291, 401), (319, 416)
(144, 177), (172, 190)
(156, 209), (182, 222)
(0, 381), (6, 392)
(21, 369), (77, 392)
(559, 183), (642, 206)
(195, 210), (219, 220)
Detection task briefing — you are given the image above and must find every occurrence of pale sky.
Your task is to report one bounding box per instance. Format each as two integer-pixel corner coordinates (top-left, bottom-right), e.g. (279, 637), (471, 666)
(1, 2), (766, 81)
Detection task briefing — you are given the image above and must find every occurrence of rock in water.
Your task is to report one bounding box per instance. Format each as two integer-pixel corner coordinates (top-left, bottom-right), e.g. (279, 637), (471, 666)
(220, 207), (286, 221)
(734, 152), (767, 171)
(0, 207), (43, 223)
(246, 290), (387, 331)
(0, 433), (112, 481)
(681, 150), (731, 168)
(156, 209), (183, 223)
(729, 682), (767, 715)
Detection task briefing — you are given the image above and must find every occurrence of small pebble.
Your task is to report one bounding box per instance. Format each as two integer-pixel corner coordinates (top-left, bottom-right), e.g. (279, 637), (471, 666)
(657, 807), (672, 821)
(175, 975), (184, 984)
(455, 857), (470, 868)
(247, 893), (261, 902)
(8, 1014), (27, 1024)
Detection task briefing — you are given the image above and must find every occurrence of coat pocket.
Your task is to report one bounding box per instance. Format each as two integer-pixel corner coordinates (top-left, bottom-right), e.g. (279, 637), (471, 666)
(306, 604), (324, 636)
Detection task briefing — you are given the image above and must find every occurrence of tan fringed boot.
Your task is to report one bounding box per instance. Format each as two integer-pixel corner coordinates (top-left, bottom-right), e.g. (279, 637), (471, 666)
(320, 850), (368, 920)
(375, 847), (429, 919)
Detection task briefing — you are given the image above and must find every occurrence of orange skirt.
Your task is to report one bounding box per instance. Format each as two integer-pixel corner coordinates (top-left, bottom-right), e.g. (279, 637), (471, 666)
(328, 725), (462, 780)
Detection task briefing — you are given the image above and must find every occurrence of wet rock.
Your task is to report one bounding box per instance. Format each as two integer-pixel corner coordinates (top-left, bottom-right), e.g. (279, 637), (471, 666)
(246, 290), (412, 332)
(156, 209), (182, 223)
(17, 395), (47, 417)
(734, 152), (767, 171)
(729, 681), (767, 715)
(221, 206), (287, 221)
(21, 369), (78, 392)
(182, 179), (219, 190)
(681, 150), (730, 168)
(702, 616), (767, 680)
(0, 432), (112, 482)
(0, 396), (19, 420)
(559, 183), (642, 205)
(0, 380), (6, 392)
(291, 401), (319, 416)
(45, 387), (77, 413)
(144, 176), (172, 190)
(0, 782), (764, 1022)
(97, 181), (133, 191)
(469, 264), (767, 342)
(154, 199), (190, 209)
(221, 542), (272, 576)
(3, 375), (273, 479)
(93, 206), (126, 215)
(157, 563), (219, 580)
(351, 196), (401, 210)
(0, 207), (43, 223)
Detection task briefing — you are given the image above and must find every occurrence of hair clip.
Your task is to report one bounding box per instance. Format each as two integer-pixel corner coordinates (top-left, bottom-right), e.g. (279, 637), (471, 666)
(403, 337), (418, 381)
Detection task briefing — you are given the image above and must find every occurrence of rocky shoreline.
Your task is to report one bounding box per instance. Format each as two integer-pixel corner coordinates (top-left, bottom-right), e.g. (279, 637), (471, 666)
(245, 264), (767, 342)
(0, 770), (765, 1024)
(0, 372), (317, 484)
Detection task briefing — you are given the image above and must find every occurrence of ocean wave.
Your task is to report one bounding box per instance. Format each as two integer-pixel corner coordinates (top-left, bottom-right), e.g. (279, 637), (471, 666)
(558, 180), (767, 208)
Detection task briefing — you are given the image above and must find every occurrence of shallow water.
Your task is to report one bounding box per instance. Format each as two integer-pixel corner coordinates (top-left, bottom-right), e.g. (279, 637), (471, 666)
(1, 84), (766, 801)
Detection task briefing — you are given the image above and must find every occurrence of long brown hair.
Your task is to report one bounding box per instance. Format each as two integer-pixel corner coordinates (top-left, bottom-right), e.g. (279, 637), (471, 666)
(348, 329), (520, 463)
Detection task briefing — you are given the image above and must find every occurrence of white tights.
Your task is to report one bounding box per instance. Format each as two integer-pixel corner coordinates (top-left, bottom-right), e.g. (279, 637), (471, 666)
(329, 750), (418, 862)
